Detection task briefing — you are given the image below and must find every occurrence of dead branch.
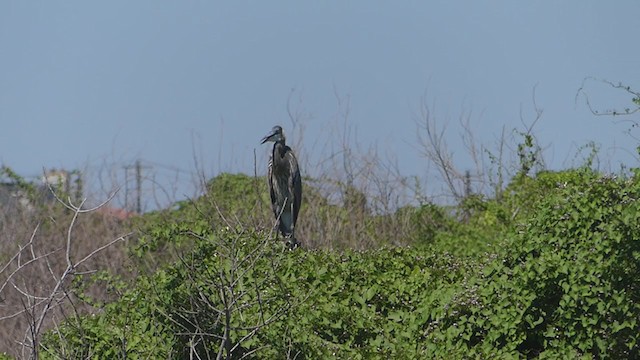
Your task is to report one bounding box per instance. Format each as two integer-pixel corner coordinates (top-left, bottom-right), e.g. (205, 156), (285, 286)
(576, 77), (640, 117)
(0, 186), (131, 359)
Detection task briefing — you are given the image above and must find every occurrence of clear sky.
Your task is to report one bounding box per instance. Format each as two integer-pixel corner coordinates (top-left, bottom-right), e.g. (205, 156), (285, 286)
(1, 1), (639, 208)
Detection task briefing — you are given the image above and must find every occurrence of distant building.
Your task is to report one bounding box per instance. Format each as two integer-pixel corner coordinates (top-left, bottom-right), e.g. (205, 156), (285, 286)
(0, 182), (34, 212)
(0, 169), (133, 221)
(42, 169), (68, 190)
(0, 168), (81, 212)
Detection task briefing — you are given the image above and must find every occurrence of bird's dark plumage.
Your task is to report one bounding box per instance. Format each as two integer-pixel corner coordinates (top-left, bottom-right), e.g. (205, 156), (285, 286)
(261, 125), (302, 248)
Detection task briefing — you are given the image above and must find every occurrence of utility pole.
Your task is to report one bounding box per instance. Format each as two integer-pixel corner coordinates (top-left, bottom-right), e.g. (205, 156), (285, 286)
(464, 170), (472, 198)
(123, 160), (150, 213)
(123, 165), (131, 211)
(135, 159), (142, 214)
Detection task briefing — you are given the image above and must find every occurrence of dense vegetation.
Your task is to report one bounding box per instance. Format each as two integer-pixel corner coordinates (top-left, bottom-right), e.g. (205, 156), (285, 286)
(24, 166), (639, 359)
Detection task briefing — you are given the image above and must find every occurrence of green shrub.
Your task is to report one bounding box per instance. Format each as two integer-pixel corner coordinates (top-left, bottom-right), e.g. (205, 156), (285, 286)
(408, 202), (453, 243)
(40, 169), (640, 358)
(428, 171), (640, 358)
(42, 226), (295, 359)
(41, 275), (175, 359)
(41, 221), (480, 358)
(501, 168), (599, 224)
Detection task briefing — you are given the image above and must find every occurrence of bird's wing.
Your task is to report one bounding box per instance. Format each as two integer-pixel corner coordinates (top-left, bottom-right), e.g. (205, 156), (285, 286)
(267, 157), (278, 218)
(287, 150), (302, 226)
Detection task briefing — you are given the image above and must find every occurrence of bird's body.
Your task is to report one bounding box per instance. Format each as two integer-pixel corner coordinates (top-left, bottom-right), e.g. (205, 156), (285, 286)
(261, 126), (302, 248)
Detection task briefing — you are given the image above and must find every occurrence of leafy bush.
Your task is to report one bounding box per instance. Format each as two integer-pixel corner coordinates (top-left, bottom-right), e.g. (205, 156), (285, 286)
(41, 198), (481, 358)
(43, 225), (295, 359)
(428, 171), (640, 358)
(501, 168), (599, 223)
(270, 246), (478, 358)
(39, 169), (640, 358)
(41, 275), (175, 359)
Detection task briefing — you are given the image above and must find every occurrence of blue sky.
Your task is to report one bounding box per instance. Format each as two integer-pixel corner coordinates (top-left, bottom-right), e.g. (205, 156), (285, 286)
(1, 1), (639, 207)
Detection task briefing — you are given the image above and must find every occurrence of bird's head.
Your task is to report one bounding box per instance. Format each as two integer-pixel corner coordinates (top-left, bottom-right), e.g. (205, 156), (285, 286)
(260, 125), (285, 144)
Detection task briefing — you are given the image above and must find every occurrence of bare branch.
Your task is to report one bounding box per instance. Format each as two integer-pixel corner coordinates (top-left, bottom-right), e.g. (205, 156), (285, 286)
(0, 187), (131, 358)
(577, 77), (640, 117)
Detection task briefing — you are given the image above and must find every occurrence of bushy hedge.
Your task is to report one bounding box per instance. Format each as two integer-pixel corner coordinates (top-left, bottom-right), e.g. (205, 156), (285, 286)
(428, 170), (640, 358)
(42, 228), (477, 358)
(40, 170), (640, 358)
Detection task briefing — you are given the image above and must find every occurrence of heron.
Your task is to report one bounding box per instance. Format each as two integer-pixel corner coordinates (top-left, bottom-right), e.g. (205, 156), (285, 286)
(261, 125), (302, 248)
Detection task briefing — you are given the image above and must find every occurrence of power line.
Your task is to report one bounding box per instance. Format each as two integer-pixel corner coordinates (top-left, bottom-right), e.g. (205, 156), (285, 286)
(136, 159), (193, 175)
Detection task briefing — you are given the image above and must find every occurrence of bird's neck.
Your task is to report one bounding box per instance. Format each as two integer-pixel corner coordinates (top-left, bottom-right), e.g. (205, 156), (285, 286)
(273, 141), (286, 158)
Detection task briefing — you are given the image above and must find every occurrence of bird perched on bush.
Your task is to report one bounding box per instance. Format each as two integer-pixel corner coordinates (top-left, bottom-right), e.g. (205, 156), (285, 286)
(261, 125), (302, 249)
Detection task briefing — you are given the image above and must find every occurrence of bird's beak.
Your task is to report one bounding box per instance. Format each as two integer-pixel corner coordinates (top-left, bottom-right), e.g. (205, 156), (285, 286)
(260, 130), (277, 144)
